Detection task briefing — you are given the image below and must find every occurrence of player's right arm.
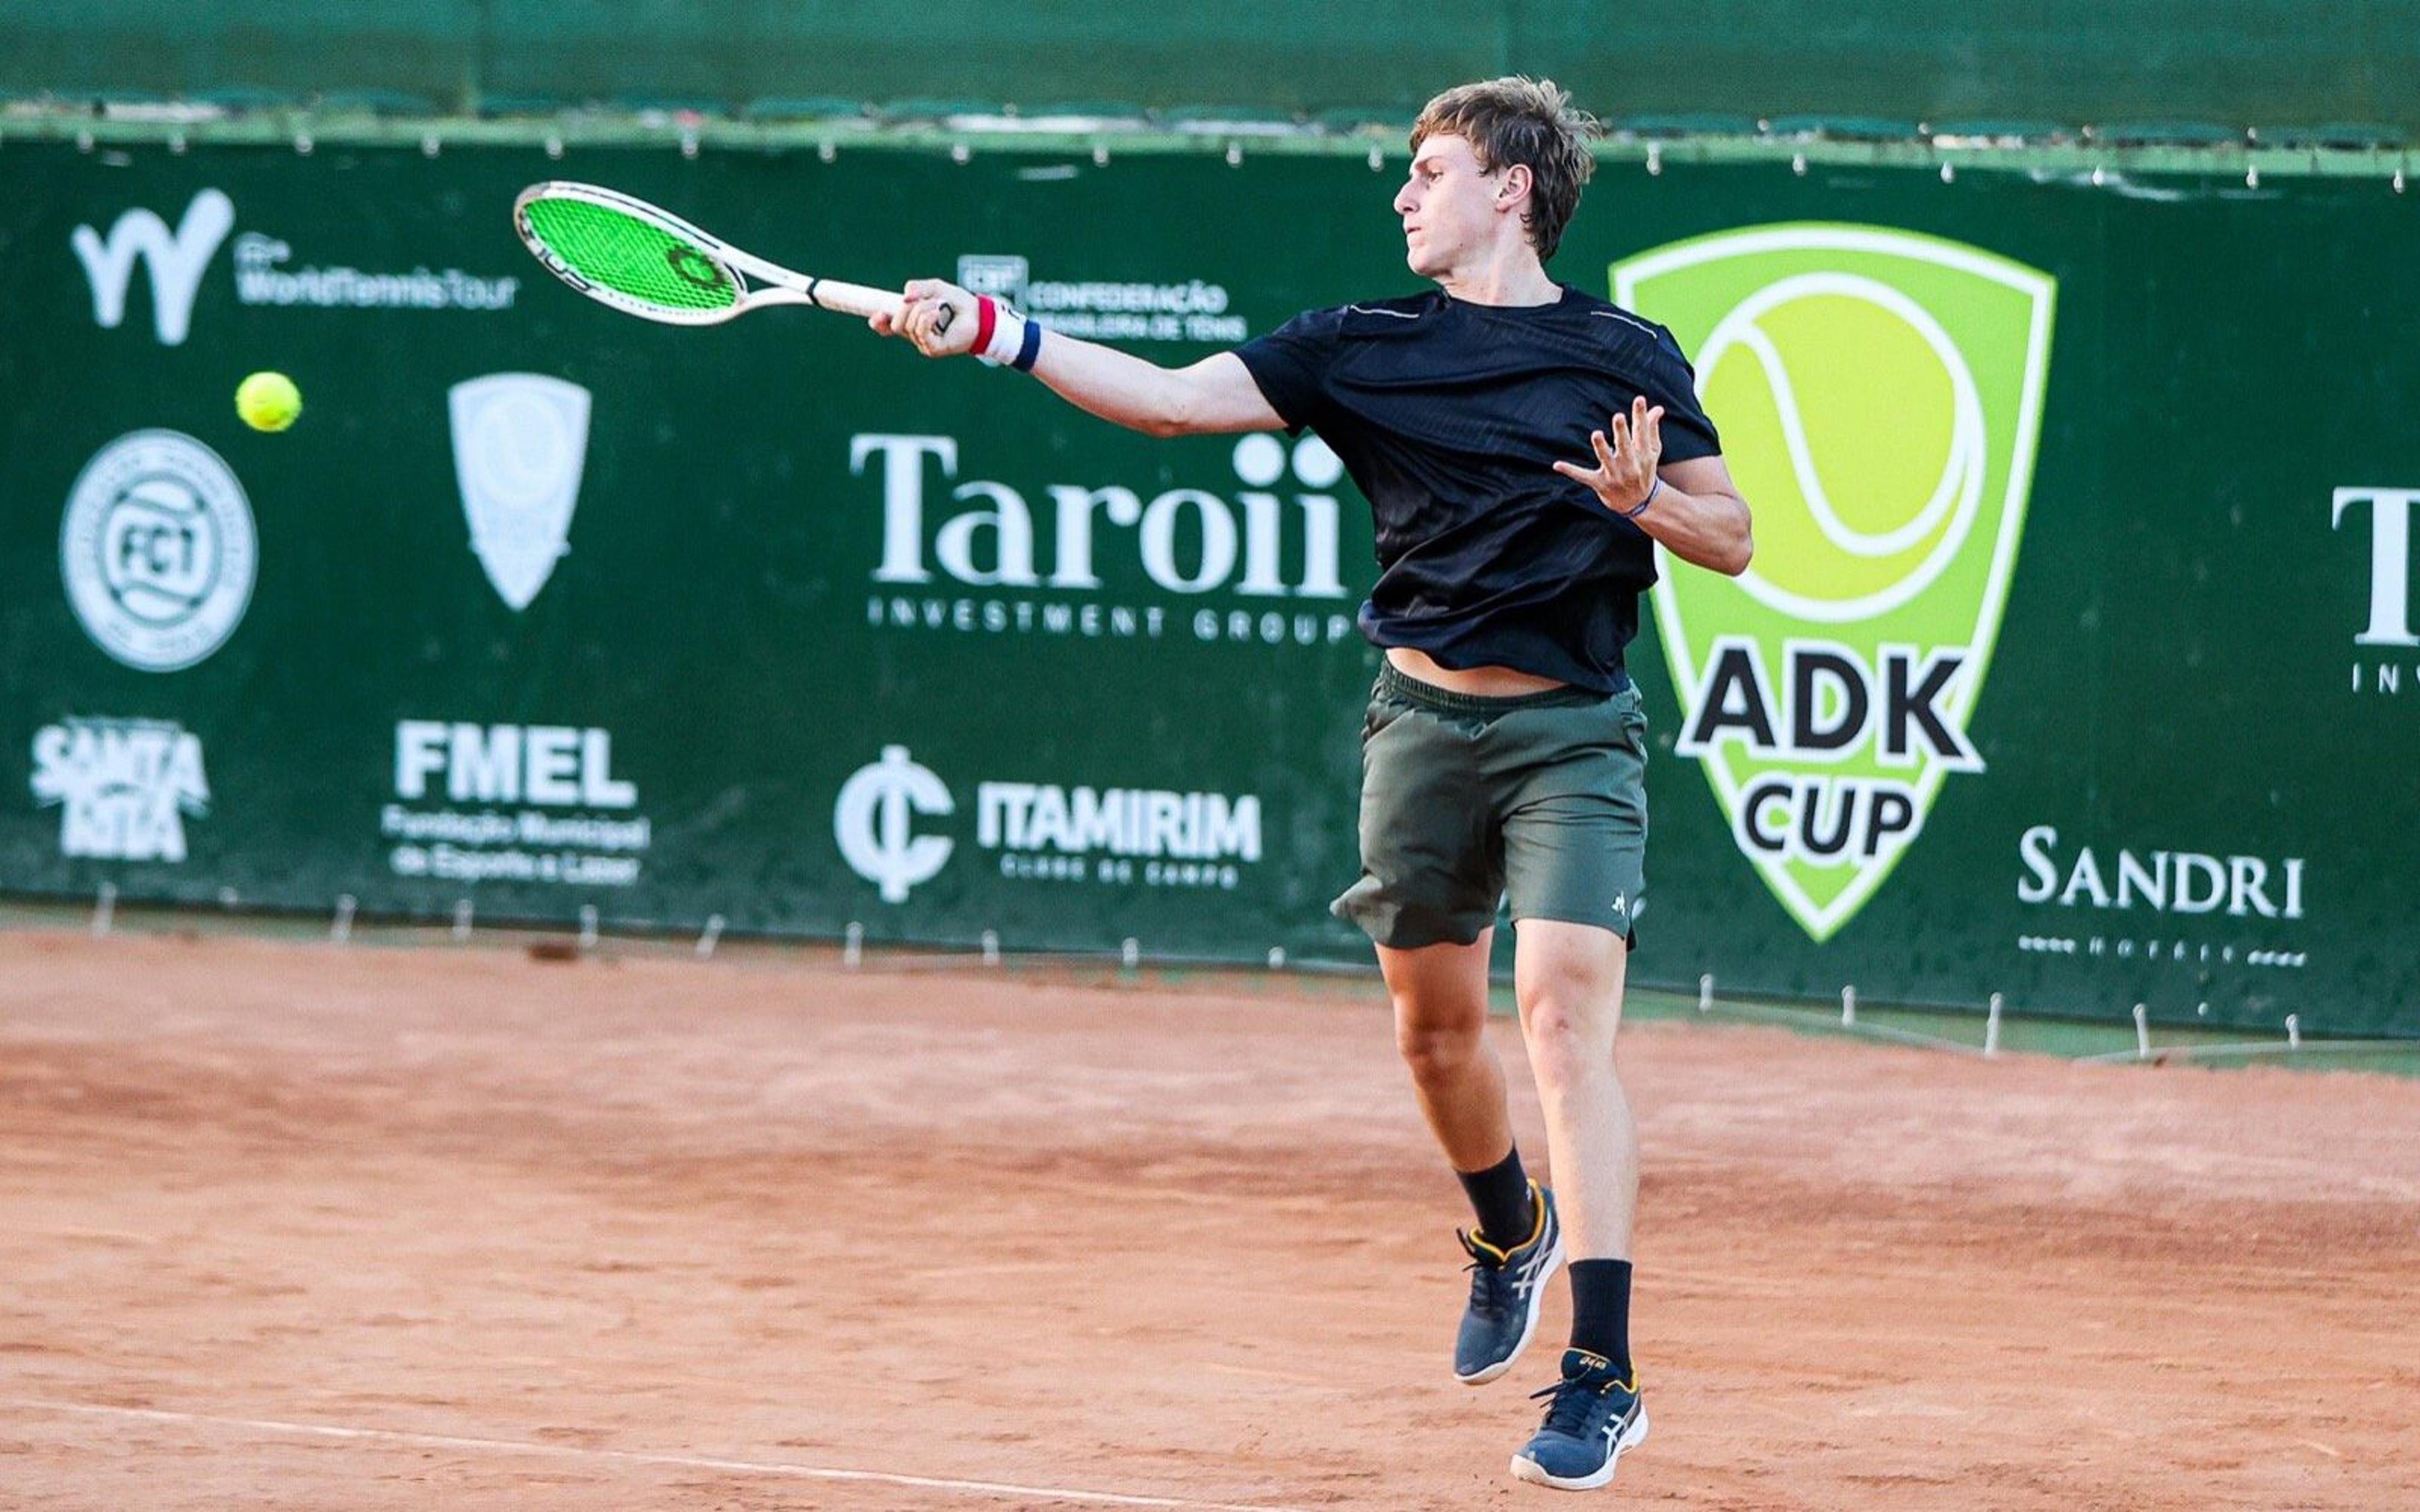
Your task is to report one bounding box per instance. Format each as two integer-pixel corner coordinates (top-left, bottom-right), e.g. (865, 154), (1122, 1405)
(870, 278), (1285, 436)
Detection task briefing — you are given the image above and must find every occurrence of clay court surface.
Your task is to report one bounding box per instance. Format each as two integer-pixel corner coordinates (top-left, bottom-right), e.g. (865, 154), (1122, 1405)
(3, 931), (2416, 1510)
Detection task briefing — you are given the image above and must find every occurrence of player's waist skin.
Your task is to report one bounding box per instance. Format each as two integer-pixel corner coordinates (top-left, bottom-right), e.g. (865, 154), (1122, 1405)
(1384, 646), (1570, 697)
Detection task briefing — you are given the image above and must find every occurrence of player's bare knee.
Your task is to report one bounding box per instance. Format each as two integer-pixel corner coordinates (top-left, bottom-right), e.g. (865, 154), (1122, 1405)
(1517, 955), (1622, 1028)
(1395, 1014), (1486, 1082)
(1518, 993), (1619, 1085)
(1392, 990), (1489, 1074)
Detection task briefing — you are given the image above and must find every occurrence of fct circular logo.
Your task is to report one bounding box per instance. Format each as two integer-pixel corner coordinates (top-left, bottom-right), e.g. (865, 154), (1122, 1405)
(60, 430), (257, 671)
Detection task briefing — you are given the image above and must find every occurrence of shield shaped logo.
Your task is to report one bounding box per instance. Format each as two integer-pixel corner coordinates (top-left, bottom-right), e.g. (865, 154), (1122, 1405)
(449, 374), (592, 610)
(1612, 225), (2056, 942)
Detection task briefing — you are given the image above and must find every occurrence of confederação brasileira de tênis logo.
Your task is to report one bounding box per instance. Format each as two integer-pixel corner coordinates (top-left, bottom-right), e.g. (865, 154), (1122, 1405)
(1612, 224), (2056, 942)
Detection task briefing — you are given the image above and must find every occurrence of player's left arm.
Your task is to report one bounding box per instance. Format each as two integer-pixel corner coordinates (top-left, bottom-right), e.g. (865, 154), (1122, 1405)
(1553, 395), (1754, 576)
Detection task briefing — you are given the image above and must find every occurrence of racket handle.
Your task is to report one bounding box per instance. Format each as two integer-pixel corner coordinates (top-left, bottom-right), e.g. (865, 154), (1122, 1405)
(797, 277), (954, 335)
(797, 277), (901, 320)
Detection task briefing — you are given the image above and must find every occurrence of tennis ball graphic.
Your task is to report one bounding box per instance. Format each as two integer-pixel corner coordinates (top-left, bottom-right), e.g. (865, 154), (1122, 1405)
(1698, 278), (1982, 612)
(236, 371), (302, 433)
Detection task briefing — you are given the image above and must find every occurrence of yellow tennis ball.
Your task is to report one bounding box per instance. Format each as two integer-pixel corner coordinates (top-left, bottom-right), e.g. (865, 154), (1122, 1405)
(236, 370), (302, 433)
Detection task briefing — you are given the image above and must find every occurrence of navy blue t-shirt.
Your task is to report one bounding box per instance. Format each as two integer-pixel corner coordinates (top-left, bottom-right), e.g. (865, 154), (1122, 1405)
(1234, 285), (1719, 692)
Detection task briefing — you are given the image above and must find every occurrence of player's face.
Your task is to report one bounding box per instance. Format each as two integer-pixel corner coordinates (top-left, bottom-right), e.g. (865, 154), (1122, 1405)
(1393, 134), (1502, 279)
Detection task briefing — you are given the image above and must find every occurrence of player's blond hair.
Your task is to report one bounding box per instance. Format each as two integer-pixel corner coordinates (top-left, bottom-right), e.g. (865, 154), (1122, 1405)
(1409, 77), (1601, 263)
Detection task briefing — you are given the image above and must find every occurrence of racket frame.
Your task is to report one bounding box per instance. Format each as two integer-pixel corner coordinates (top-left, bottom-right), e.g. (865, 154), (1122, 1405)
(513, 180), (906, 327)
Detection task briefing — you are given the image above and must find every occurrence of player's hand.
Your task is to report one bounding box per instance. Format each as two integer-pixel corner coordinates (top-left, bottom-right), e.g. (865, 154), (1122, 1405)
(868, 279), (977, 357)
(1554, 395), (1664, 516)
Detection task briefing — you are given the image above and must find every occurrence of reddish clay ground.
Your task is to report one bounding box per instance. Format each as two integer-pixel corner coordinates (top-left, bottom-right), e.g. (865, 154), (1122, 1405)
(2, 930), (2415, 1511)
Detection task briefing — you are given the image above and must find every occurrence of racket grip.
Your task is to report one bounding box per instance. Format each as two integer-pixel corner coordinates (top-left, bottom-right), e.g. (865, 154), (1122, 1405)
(795, 277), (907, 321)
(807, 278), (955, 336)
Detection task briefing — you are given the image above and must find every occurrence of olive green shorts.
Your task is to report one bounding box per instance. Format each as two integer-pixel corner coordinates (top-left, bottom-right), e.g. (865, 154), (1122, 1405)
(1332, 663), (1649, 949)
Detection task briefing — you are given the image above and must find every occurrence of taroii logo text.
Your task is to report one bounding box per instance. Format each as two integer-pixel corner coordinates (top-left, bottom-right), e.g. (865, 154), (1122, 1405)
(61, 430), (257, 672)
(834, 746), (1264, 904)
(2333, 485), (2419, 696)
(73, 189), (520, 348)
(31, 717), (210, 862)
(855, 433), (1357, 648)
(1613, 224), (2056, 942)
(450, 375), (594, 610)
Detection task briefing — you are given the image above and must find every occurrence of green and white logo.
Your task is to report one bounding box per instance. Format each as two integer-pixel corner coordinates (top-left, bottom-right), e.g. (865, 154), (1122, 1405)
(1611, 224), (2055, 941)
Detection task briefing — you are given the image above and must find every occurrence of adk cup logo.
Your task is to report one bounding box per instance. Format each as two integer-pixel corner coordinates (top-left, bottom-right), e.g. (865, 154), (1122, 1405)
(1613, 224), (2056, 941)
(60, 430), (258, 671)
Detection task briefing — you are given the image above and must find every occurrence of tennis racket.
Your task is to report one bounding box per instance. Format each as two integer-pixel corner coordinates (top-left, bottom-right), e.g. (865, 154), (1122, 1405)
(512, 181), (952, 334)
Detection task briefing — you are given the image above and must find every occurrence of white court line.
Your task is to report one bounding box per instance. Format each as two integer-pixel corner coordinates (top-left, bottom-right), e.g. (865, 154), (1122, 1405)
(2, 1398), (1314, 1512)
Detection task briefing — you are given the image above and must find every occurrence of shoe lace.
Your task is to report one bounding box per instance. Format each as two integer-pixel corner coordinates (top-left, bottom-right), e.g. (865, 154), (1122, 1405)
(1463, 1257), (1500, 1309)
(1459, 1233), (1511, 1309)
(1530, 1375), (1612, 1438)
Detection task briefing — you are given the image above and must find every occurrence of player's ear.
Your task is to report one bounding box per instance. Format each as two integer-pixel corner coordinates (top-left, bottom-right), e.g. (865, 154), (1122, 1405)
(1495, 163), (1531, 209)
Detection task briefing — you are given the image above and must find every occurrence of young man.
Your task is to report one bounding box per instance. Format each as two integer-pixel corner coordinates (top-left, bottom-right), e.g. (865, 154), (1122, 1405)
(873, 77), (1751, 1492)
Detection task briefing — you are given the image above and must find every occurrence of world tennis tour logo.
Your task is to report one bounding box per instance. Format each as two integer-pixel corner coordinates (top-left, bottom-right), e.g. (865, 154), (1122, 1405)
(1612, 224), (2056, 942)
(74, 189), (521, 347)
(72, 190), (234, 346)
(450, 374), (592, 610)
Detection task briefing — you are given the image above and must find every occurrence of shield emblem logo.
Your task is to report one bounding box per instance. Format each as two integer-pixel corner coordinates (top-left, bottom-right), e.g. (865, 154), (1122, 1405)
(449, 373), (593, 610)
(1612, 225), (2056, 942)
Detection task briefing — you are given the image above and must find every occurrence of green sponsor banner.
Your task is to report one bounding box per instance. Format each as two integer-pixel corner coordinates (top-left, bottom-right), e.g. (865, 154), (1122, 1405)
(0, 142), (1393, 967)
(1, 140), (2414, 1034)
(1592, 177), (2420, 1038)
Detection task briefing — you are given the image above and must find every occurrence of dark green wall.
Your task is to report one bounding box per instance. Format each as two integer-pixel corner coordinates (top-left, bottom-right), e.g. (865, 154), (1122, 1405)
(3, 140), (2413, 1035)
(4, 3), (2416, 134)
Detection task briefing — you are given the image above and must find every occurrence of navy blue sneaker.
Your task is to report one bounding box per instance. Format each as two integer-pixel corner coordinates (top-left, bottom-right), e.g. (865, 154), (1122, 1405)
(1453, 1181), (1563, 1385)
(1509, 1348), (1649, 1490)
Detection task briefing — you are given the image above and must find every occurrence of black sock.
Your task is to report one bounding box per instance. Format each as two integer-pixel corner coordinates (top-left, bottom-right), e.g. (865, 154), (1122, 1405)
(1455, 1148), (1535, 1250)
(1567, 1259), (1634, 1379)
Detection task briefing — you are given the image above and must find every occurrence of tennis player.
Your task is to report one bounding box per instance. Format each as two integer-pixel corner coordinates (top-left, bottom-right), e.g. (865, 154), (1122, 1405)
(873, 76), (1752, 1491)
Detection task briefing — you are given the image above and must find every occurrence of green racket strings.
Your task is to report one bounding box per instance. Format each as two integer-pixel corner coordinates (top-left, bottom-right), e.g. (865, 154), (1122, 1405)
(523, 197), (738, 312)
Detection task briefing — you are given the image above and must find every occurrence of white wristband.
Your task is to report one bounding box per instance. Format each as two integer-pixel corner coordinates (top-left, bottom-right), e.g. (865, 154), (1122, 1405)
(977, 297), (1028, 365)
